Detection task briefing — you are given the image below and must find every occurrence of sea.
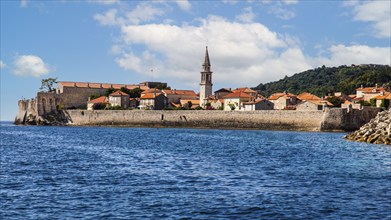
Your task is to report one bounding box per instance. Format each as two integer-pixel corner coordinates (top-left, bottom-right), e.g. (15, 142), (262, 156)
(1, 122), (390, 219)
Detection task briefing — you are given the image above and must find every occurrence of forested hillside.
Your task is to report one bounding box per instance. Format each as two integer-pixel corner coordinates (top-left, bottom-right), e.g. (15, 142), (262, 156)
(252, 64), (391, 97)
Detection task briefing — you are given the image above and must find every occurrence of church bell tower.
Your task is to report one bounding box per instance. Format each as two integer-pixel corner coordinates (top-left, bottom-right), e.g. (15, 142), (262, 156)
(199, 46), (213, 107)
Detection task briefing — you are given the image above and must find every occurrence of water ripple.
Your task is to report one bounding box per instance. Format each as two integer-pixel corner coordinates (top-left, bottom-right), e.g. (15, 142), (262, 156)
(1, 123), (391, 219)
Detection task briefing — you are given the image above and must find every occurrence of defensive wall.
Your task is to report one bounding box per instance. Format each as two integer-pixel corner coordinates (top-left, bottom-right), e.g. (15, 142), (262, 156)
(15, 89), (105, 124)
(15, 92), (381, 131)
(62, 108), (381, 131)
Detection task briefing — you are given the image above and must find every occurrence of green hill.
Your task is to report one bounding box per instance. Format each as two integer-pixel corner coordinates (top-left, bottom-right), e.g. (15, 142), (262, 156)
(252, 64), (391, 97)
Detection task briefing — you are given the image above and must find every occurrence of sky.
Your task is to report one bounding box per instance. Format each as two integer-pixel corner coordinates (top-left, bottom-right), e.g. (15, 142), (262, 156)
(1, 0), (390, 121)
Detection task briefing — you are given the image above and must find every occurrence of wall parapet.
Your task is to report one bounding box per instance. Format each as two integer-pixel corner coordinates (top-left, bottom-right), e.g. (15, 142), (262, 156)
(62, 109), (378, 131)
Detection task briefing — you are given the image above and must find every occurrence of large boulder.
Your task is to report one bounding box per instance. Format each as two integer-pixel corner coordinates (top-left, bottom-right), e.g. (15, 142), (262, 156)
(345, 110), (391, 145)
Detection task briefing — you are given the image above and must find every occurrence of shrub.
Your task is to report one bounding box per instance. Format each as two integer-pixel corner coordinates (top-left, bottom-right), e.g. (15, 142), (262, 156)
(56, 104), (65, 110)
(90, 94), (101, 100)
(94, 103), (106, 110)
(105, 105), (123, 110)
(380, 99), (390, 108)
(326, 96), (343, 107)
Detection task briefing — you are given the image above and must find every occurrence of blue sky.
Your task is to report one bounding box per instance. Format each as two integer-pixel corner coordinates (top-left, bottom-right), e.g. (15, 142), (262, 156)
(1, 0), (390, 120)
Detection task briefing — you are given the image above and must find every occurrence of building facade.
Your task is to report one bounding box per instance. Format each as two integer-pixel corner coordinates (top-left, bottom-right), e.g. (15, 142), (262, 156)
(108, 91), (130, 109)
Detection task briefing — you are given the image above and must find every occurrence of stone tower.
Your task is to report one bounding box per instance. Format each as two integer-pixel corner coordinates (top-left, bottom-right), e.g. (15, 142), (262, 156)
(199, 46), (213, 107)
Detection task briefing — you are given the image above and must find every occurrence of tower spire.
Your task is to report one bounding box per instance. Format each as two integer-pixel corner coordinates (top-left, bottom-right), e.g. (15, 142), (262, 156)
(203, 46), (211, 71)
(199, 46), (213, 108)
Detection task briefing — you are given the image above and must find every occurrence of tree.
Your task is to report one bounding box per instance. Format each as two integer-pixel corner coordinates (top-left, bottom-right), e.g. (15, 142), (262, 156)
(155, 84), (170, 90)
(40, 78), (58, 92)
(369, 98), (376, 107)
(380, 99), (390, 108)
(128, 88), (144, 98)
(326, 96), (344, 107)
(104, 88), (116, 96)
(90, 94), (101, 100)
(120, 87), (131, 94)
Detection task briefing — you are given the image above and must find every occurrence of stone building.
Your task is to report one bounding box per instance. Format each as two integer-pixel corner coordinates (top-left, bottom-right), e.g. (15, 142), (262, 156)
(232, 87), (258, 97)
(297, 92), (321, 102)
(139, 93), (168, 110)
(162, 89), (197, 103)
(223, 91), (254, 111)
(199, 46), (213, 107)
(87, 96), (109, 110)
(268, 92), (298, 110)
(214, 88), (232, 99)
(296, 100), (333, 111)
(243, 98), (274, 111)
(56, 81), (149, 109)
(108, 91), (130, 109)
(375, 92), (391, 108)
(356, 85), (387, 101)
(16, 81), (153, 122)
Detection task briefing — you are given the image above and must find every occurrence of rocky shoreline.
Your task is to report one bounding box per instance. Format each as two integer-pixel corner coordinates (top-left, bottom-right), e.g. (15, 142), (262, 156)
(345, 110), (391, 145)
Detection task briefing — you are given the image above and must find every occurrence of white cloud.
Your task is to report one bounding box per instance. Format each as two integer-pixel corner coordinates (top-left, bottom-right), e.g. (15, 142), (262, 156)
(268, 3), (296, 20)
(0, 60), (6, 69)
(116, 16), (315, 88)
(116, 53), (143, 73)
(222, 0), (238, 5)
(282, 0), (298, 5)
(312, 44), (391, 67)
(87, 0), (120, 5)
(94, 2), (166, 27)
(94, 9), (119, 26)
(110, 44), (123, 55)
(125, 3), (165, 25)
(348, 1), (390, 38)
(236, 7), (256, 23)
(176, 0), (191, 11)
(20, 0), (28, 7)
(13, 55), (53, 77)
(93, 2), (390, 89)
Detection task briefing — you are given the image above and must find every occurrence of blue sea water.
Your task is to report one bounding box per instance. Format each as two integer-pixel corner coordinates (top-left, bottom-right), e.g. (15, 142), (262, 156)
(1, 122), (390, 219)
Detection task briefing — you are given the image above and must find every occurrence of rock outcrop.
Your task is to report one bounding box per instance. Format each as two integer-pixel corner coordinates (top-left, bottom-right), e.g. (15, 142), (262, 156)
(345, 110), (391, 145)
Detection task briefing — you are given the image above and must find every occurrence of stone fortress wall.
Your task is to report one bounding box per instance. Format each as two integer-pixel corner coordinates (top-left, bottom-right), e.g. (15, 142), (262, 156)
(63, 108), (381, 131)
(15, 91), (380, 131)
(59, 87), (106, 109)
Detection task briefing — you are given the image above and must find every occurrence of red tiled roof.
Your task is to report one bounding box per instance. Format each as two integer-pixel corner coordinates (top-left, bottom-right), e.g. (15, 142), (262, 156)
(297, 92), (321, 101)
(232, 87), (257, 94)
(58, 81), (149, 90)
(126, 85), (149, 90)
(223, 91), (253, 99)
(356, 87), (386, 93)
(180, 99), (200, 105)
(140, 93), (163, 99)
(109, 91), (129, 96)
(88, 96), (108, 104)
(141, 88), (162, 94)
(268, 92), (296, 100)
(375, 93), (391, 100)
(344, 100), (352, 104)
(163, 89), (196, 95)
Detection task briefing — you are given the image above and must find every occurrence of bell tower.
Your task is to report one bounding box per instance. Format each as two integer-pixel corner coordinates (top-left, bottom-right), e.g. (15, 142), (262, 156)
(199, 46), (213, 107)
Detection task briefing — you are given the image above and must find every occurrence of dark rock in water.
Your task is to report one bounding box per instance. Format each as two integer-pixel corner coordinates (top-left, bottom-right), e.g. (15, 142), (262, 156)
(15, 111), (69, 126)
(345, 110), (391, 145)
